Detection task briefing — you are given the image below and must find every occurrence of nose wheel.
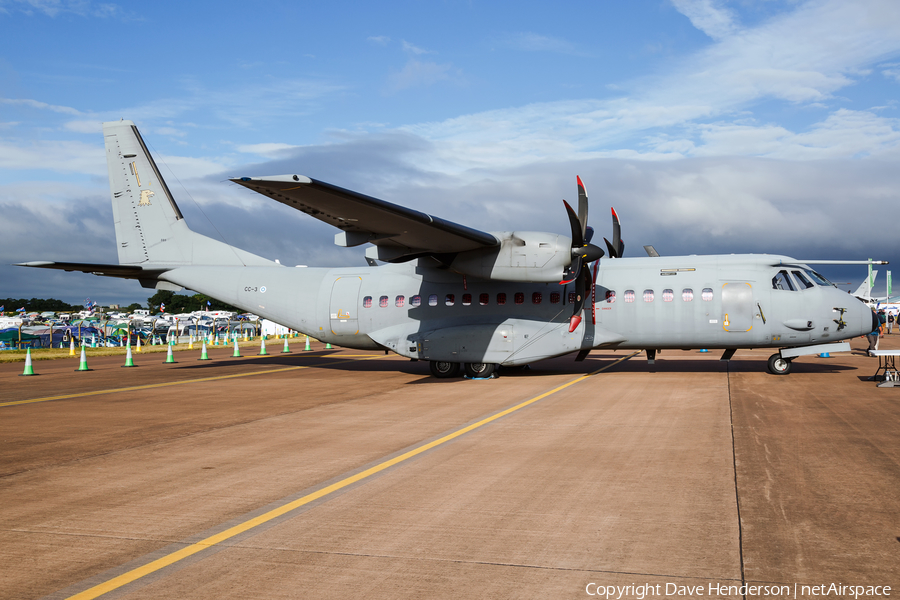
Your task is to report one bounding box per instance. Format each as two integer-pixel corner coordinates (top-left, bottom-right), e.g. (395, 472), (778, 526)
(767, 353), (792, 375)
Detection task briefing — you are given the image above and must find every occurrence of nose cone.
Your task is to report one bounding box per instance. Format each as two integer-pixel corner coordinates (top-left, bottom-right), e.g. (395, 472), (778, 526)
(838, 294), (876, 338)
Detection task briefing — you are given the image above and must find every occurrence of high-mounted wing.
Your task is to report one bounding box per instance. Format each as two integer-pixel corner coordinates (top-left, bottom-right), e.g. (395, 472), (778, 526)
(231, 175), (499, 262)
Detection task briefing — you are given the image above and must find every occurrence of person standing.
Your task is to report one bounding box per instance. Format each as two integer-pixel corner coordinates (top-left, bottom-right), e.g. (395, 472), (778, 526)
(868, 310), (887, 355)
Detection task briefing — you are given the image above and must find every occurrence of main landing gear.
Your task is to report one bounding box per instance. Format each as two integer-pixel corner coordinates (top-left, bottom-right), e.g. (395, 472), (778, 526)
(429, 361), (460, 378)
(429, 361), (498, 379)
(767, 353), (792, 375)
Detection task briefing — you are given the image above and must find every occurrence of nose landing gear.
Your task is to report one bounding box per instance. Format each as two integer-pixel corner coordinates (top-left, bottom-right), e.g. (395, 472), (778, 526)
(767, 353), (792, 375)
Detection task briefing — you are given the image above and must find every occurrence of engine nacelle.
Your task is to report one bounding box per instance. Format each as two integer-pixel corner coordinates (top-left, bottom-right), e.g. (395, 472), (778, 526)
(448, 231), (572, 282)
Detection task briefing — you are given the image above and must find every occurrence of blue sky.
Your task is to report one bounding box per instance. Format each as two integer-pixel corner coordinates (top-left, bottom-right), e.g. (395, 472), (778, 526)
(2, 0), (900, 305)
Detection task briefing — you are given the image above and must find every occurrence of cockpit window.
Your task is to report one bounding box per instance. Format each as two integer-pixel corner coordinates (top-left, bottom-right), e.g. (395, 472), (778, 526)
(792, 270), (814, 289)
(805, 269), (834, 286)
(772, 270), (796, 291)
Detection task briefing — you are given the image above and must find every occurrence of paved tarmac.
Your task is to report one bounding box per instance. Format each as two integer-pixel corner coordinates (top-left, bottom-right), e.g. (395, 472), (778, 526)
(0, 337), (897, 599)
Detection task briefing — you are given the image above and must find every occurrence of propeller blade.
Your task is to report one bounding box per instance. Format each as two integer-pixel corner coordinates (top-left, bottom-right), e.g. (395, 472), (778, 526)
(604, 237), (618, 259)
(568, 269), (588, 332)
(618, 238), (625, 258)
(576, 175), (588, 241)
(584, 225), (595, 244)
(560, 255), (582, 285)
(611, 207), (622, 258)
(563, 200), (584, 248)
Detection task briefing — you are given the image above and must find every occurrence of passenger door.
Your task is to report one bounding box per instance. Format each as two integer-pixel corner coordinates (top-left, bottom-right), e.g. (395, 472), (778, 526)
(721, 282), (754, 332)
(329, 276), (362, 335)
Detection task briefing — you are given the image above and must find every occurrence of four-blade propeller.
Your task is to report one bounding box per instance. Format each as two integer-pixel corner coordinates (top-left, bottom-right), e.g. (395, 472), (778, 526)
(560, 176), (622, 332)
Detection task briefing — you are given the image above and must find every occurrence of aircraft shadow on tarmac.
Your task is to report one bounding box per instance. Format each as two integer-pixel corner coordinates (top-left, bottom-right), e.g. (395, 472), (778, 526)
(165, 351), (861, 380)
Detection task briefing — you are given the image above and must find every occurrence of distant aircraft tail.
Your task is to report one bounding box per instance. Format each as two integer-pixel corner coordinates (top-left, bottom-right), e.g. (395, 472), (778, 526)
(103, 120), (273, 268)
(851, 270), (877, 299)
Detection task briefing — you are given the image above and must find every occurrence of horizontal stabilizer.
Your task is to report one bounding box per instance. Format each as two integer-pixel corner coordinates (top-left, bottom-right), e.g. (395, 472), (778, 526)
(16, 261), (169, 280)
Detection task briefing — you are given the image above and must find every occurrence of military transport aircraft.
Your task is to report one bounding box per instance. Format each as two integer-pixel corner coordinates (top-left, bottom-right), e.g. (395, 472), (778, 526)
(19, 120), (884, 377)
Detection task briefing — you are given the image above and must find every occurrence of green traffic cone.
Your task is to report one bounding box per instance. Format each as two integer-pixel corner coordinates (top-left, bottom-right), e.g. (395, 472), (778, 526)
(304, 335), (311, 351)
(20, 348), (36, 376)
(259, 337), (268, 355)
(76, 346), (90, 371)
(164, 343), (176, 363)
(282, 337), (290, 353)
(232, 335), (241, 357)
(199, 340), (210, 360)
(91, 334), (96, 348)
(122, 342), (135, 367)
(325, 342), (333, 349)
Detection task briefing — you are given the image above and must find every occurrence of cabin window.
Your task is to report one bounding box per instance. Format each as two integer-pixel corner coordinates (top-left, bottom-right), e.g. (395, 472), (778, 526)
(379, 295), (389, 308)
(514, 292), (525, 305)
(623, 290), (635, 303)
(662, 289), (674, 302)
(497, 293), (507, 305)
(643, 289), (654, 303)
(445, 294), (455, 306)
(395, 295), (405, 307)
(772, 270), (796, 291)
(479, 293), (489, 305)
(462, 293), (472, 306)
(410, 295), (422, 307)
(363, 296), (372, 308)
(606, 290), (616, 303)
(568, 292), (577, 304)
(532, 292), (542, 304)
(682, 288), (694, 302)
(792, 270), (814, 289)
(428, 294), (438, 306)
(702, 288), (714, 301)
(550, 292), (560, 304)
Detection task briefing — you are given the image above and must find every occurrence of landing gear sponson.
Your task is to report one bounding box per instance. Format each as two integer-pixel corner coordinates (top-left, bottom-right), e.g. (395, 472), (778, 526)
(766, 342), (851, 375)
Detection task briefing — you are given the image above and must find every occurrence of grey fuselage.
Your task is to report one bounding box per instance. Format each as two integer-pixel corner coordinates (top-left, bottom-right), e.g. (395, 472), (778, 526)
(158, 253), (874, 366)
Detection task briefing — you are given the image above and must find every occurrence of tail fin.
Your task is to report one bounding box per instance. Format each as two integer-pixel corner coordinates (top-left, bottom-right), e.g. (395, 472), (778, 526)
(852, 270), (877, 299)
(103, 120), (273, 267)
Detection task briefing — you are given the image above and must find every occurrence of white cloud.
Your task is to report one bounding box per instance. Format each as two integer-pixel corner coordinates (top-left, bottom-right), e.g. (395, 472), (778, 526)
(387, 60), (459, 92)
(401, 40), (432, 55)
(0, 139), (105, 174)
(1, 97), (82, 115)
(63, 120), (102, 133)
(236, 142), (299, 156)
(391, 0), (900, 171)
(882, 62), (900, 82)
(367, 35), (390, 45)
(0, 0), (123, 18)
(670, 0), (737, 40)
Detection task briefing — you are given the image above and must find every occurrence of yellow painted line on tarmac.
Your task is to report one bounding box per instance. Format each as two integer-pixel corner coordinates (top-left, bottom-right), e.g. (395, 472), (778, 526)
(1, 355), (386, 408)
(65, 351), (641, 600)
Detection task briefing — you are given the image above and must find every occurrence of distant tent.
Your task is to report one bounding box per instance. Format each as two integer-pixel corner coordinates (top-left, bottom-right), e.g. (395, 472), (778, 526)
(0, 327), (42, 349)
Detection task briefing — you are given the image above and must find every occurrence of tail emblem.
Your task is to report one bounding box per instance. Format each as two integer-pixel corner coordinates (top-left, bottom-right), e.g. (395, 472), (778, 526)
(139, 189), (155, 206)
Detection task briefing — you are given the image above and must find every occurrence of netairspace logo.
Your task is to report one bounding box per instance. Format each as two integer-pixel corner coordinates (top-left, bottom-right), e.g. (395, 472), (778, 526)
(585, 582), (892, 599)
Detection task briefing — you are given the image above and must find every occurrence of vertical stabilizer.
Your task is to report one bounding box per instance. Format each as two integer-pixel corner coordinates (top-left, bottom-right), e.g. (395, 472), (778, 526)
(852, 271), (877, 299)
(103, 120), (274, 268)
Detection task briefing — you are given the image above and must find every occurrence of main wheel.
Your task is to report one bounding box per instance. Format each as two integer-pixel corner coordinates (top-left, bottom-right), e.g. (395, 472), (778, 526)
(464, 362), (496, 378)
(430, 360), (461, 378)
(767, 353), (792, 375)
